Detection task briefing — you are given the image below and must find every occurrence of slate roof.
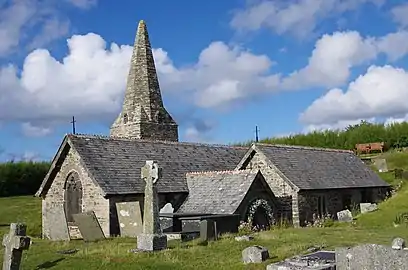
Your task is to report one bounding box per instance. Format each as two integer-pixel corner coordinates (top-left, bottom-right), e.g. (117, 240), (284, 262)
(177, 170), (262, 214)
(38, 134), (248, 196)
(253, 143), (390, 190)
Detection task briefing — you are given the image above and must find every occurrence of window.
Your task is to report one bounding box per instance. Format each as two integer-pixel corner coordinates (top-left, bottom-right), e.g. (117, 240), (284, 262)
(317, 195), (326, 217)
(64, 172), (83, 223)
(123, 113), (128, 124)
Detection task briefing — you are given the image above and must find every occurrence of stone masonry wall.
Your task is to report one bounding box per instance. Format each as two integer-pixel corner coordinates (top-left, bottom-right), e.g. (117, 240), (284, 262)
(41, 147), (110, 239)
(239, 151), (296, 224)
(298, 187), (387, 226)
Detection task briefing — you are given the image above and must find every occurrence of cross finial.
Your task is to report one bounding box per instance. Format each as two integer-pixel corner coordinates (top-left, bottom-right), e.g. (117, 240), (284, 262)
(141, 160), (162, 184)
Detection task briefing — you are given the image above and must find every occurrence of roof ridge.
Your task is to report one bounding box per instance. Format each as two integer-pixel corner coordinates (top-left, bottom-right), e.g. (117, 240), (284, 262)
(254, 143), (354, 153)
(67, 133), (248, 149)
(186, 169), (254, 176)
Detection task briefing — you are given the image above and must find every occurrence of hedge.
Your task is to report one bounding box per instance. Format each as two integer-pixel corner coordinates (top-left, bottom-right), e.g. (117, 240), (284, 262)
(239, 120), (408, 150)
(0, 161), (51, 197)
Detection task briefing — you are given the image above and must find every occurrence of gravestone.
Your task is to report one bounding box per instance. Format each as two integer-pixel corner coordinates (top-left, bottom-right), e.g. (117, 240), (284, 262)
(337, 210), (353, 222)
(336, 244), (408, 270)
(116, 201), (143, 237)
(200, 219), (217, 242)
(267, 251), (336, 269)
(159, 203), (174, 232)
(360, 203), (378, 214)
(242, 245), (269, 264)
(136, 160), (167, 251)
(45, 203), (70, 241)
(373, 158), (388, 172)
(2, 223), (31, 270)
(392, 237), (406, 250)
(72, 211), (105, 242)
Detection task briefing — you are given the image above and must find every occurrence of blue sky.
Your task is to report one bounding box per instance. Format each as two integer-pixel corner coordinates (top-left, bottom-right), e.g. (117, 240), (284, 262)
(1, 0), (408, 161)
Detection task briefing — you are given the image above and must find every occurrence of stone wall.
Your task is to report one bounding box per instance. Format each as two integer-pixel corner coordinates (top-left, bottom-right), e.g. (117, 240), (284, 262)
(41, 147), (110, 239)
(298, 187), (387, 225)
(238, 150), (295, 224)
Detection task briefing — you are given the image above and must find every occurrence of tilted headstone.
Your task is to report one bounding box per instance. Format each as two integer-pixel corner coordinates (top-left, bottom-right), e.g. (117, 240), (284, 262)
(2, 223), (31, 270)
(116, 201), (143, 237)
(337, 210), (353, 222)
(45, 203), (70, 241)
(360, 203), (378, 214)
(336, 244), (408, 270)
(373, 158), (388, 172)
(392, 237), (406, 250)
(72, 211), (105, 242)
(242, 245), (269, 264)
(137, 160), (167, 251)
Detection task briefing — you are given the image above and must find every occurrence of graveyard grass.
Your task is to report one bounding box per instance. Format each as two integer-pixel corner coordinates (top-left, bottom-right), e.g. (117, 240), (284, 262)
(2, 152), (408, 269)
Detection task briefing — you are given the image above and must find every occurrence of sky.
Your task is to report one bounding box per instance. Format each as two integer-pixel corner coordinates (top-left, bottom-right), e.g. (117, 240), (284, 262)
(1, 0), (408, 162)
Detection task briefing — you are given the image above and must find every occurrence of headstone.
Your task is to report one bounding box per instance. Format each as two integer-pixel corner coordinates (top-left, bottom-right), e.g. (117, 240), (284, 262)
(373, 158), (388, 172)
(392, 237), (406, 250)
(337, 210), (353, 222)
(72, 211), (105, 242)
(116, 201), (143, 237)
(136, 160), (167, 251)
(235, 235), (254, 242)
(200, 219), (216, 242)
(45, 203), (70, 241)
(360, 203), (378, 214)
(2, 223), (31, 270)
(242, 245), (269, 264)
(336, 244), (408, 270)
(159, 203), (174, 232)
(267, 251), (336, 270)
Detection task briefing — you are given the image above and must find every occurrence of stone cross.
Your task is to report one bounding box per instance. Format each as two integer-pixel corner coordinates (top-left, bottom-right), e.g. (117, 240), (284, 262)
(137, 160), (167, 251)
(2, 223), (31, 270)
(141, 160), (162, 234)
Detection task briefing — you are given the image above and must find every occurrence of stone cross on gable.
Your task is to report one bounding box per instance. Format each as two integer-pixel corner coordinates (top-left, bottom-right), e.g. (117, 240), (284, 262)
(140, 160), (162, 235)
(2, 223), (31, 270)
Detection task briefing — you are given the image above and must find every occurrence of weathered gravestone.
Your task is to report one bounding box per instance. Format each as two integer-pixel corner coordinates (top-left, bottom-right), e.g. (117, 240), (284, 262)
(267, 251), (336, 270)
(116, 201), (143, 237)
(72, 211), (105, 242)
(336, 244), (408, 270)
(45, 203), (70, 241)
(2, 223), (31, 270)
(392, 237), (406, 250)
(373, 158), (388, 172)
(360, 203), (378, 214)
(337, 210), (353, 222)
(200, 219), (217, 242)
(242, 245), (269, 264)
(136, 160), (167, 251)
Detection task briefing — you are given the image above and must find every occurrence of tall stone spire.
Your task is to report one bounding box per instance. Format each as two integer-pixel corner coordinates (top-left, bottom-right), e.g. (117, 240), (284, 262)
(110, 20), (178, 141)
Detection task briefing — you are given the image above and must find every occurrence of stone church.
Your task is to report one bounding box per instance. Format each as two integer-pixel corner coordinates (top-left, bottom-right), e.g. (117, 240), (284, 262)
(35, 20), (390, 240)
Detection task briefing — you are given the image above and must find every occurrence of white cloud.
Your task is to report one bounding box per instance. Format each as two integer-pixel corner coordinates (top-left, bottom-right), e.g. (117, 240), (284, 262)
(21, 122), (52, 137)
(0, 0), (96, 58)
(391, 3), (408, 28)
(300, 65), (408, 126)
(282, 30), (408, 90)
(0, 33), (279, 130)
(230, 0), (383, 38)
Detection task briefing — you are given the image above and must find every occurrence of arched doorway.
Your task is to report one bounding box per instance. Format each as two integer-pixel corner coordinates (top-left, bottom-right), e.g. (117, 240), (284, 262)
(64, 171), (83, 224)
(246, 199), (274, 231)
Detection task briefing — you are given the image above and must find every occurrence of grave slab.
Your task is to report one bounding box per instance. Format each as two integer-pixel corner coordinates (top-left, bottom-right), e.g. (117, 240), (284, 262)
(116, 201), (143, 238)
(72, 211), (105, 242)
(45, 203), (70, 241)
(267, 251), (336, 270)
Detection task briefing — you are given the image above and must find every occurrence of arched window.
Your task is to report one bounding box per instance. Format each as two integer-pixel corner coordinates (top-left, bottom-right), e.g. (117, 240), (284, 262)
(64, 171), (83, 223)
(123, 113), (128, 124)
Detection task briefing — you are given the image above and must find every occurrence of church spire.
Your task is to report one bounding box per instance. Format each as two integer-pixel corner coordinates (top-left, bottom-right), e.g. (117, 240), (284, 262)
(110, 20), (178, 141)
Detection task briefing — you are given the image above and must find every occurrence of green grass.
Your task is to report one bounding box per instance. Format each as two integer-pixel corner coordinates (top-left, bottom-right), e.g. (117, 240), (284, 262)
(1, 151), (408, 269)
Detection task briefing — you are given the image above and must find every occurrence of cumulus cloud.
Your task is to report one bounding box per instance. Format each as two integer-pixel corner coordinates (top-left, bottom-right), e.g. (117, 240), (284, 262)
(230, 0), (384, 38)
(282, 30), (408, 90)
(300, 65), (408, 127)
(0, 0), (96, 58)
(0, 33), (280, 133)
(391, 3), (408, 28)
(21, 122), (52, 137)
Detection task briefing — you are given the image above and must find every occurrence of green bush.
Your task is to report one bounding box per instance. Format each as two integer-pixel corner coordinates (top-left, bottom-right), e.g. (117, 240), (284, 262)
(0, 161), (51, 197)
(240, 120), (408, 150)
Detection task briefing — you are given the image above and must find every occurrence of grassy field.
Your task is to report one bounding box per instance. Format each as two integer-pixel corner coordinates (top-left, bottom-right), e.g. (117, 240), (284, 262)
(1, 152), (408, 269)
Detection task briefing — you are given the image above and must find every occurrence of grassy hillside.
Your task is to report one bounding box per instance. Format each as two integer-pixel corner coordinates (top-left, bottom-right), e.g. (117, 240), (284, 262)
(1, 151), (408, 269)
